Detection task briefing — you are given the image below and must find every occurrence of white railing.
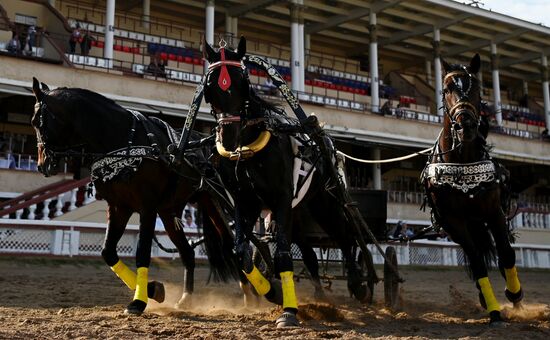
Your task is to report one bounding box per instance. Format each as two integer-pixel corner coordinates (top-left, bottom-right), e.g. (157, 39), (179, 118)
(1, 181), (95, 221)
(2, 219), (550, 269)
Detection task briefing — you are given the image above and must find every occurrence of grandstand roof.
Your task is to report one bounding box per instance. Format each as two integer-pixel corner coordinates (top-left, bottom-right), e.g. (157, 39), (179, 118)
(158, 0), (550, 82)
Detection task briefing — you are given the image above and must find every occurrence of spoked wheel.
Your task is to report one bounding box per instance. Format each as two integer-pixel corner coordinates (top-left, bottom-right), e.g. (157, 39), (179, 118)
(383, 246), (400, 310)
(357, 249), (375, 305)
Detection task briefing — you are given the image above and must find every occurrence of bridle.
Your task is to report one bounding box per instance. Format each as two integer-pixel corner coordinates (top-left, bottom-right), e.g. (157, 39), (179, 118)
(34, 99), (87, 168)
(205, 40), (250, 123)
(206, 40), (272, 161)
(442, 68), (481, 150)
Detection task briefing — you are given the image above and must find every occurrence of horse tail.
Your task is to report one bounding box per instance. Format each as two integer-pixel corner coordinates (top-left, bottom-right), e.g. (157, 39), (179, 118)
(464, 223), (497, 279)
(198, 192), (240, 282)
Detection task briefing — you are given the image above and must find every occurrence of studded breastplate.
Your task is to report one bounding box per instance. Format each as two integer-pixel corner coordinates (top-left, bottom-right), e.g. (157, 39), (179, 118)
(422, 160), (496, 193)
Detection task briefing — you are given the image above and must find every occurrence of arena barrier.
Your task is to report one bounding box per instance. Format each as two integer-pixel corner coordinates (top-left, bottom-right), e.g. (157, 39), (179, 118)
(1, 219), (550, 269)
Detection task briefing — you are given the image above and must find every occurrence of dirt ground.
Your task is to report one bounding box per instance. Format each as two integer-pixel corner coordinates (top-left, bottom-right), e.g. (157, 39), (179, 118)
(0, 256), (548, 340)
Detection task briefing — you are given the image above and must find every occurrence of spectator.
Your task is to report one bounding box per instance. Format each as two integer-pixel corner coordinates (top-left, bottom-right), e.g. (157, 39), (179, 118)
(405, 226), (415, 238)
(391, 220), (405, 239)
(69, 24), (82, 54)
(380, 100), (392, 116)
(80, 29), (95, 56)
(6, 33), (21, 55)
(542, 128), (549, 141)
(0, 145), (16, 169)
(25, 25), (37, 56)
(183, 212), (197, 229)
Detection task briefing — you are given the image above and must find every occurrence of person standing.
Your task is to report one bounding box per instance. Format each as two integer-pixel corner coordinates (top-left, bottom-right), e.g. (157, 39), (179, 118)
(69, 24), (82, 54)
(26, 25), (37, 56)
(7, 33), (21, 55)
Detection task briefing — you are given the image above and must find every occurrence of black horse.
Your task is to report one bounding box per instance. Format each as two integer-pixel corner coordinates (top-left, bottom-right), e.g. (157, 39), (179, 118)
(422, 54), (523, 325)
(202, 37), (370, 328)
(30, 77), (238, 315)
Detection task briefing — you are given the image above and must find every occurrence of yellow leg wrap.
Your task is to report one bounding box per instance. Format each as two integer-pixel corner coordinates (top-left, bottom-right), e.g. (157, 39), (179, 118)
(280, 271), (298, 310)
(478, 277), (501, 312)
(134, 267), (149, 303)
(504, 266), (521, 294)
(111, 260), (136, 290)
(244, 266), (271, 296)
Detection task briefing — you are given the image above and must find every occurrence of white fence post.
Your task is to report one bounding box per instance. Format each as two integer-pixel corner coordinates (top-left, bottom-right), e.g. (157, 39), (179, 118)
(69, 188), (78, 211)
(42, 198), (51, 220)
(55, 194), (64, 217)
(28, 204), (37, 220)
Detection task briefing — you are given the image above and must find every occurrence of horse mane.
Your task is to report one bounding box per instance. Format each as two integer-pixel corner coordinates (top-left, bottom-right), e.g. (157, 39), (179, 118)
(248, 87), (286, 117)
(50, 87), (129, 116)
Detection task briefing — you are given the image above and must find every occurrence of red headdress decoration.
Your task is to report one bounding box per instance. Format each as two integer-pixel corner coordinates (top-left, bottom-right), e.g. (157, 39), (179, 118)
(218, 48), (231, 91)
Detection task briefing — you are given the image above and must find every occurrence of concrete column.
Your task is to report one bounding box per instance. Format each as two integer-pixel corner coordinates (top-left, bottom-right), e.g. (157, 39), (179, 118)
(371, 148), (381, 190)
(225, 15), (234, 45)
(425, 60), (432, 86)
(205, 0), (215, 45)
(142, 0), (150, 29)
(205, 0), (215, 70)
(290, 1), (304, 92)
(369, 12), (379, 114)
(433, 28), (443, 116)
(491, 43), (502, 125)
(299, 22), (305, 91)
(104, 0), (115, 66)
(542, 55), (550, 130)
(478, 70), (483, 97)
(232, 17), (238, 38)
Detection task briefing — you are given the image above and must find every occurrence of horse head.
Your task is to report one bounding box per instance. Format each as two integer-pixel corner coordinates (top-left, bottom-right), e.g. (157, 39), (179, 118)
(31, 77), (76, 176)
(441, 54), (481, 144)
(203, 37), (250, 151)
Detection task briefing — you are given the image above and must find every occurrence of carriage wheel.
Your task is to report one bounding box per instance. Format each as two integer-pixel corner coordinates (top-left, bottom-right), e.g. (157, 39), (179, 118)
(358, 250), (375, 305)
(384, 246), (400, 310)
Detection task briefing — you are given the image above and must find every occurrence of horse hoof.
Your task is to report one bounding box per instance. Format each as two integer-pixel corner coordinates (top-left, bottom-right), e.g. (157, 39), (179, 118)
(124, 300), (147, 315)
(505, 288), (523, 305)
(349, 283), (371, 304)
(147, 281), (165, 303)
(265, 278), (283, 306)
(488, 310), (506, 327)
(276, 311), (300, 328)
(489, 320), (508, 328)
(175, 292), (193, 310)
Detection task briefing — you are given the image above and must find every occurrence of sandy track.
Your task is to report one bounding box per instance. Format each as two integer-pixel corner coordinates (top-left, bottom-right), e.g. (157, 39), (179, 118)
(0, 257), (549, 339)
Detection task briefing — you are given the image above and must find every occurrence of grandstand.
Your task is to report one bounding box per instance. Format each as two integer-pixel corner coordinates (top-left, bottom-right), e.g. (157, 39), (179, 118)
(1, 0), (550, 266)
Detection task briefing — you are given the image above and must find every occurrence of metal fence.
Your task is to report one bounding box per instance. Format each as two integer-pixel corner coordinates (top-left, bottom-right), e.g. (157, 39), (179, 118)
(1, 219), (550, 269)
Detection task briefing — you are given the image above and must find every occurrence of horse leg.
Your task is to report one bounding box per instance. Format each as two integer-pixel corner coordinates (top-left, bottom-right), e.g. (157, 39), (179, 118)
(125, 210), (157, 315)
(271, 205), (300, 328)
(237, 205), (283, 308)
(453, 223), (504, 325)
(159, 210), (195, 309)
(295, 238), (325, 300)
(102, 205), (164, 308)
(489, 211), (523, 308)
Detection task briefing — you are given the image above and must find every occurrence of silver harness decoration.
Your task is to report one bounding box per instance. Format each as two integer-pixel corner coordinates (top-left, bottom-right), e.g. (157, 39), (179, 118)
(91, 146), (157, 182)
(422, 160), (496, 193)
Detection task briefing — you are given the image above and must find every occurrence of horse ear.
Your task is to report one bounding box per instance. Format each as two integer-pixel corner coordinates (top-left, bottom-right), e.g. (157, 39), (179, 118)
(32, 77), (44, 102)
(441, 58), (451, 73)
(469, 53), (481, 74)
(203, 37), (216, 62)
(236, 36), (246, 59)
(40, 82), (50, 92)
